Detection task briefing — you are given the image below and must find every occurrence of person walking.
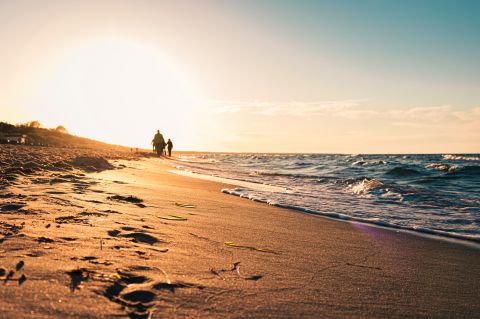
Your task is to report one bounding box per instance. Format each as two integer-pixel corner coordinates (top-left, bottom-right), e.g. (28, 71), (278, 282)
(152, 130), (165, 156)
(166, 139), (173, 157)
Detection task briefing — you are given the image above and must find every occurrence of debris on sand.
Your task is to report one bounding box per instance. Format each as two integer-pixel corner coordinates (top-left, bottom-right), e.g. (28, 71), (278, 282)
(224, 241), (275, 253)
(174, 202), (196, 208)
(210, 262), (264, 281)
(158, 215), (187, 221)
(232, 262), (263, 281)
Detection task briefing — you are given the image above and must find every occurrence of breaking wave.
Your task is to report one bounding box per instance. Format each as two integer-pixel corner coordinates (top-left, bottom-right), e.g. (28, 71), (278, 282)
(443, 154), (480, 161)
(173, 153), (480, 242)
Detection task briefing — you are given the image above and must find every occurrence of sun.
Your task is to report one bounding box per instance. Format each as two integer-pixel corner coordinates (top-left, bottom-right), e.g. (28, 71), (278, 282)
(27, 36), (198, 148)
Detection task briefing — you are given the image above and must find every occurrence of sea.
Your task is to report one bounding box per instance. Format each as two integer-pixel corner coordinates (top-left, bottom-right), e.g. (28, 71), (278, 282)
(171, 153), (480, 243)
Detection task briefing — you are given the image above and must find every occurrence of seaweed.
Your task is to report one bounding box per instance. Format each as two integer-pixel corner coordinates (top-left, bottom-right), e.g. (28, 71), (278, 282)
(158, 215), (187, 221)
(174, 202), (196, 208)
(224, 241), (275, 253)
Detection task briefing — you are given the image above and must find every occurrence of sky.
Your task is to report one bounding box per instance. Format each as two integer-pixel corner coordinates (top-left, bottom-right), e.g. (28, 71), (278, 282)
(0, 0), (479, 153)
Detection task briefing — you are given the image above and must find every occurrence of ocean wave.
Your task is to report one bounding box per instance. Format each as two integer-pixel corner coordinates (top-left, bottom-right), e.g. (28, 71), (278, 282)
(352, 160), (387, 166)
(251, 171), (328, 180)
(426, 164), (480, 175)
(443, 154), (480, 161)
(176, 156), (220, 164)
(221, 188), (480, 243)
(386, 166), (423, 176)
(426, 163), (457, 172)
(352, 160), (367, 166)
(348, 178), (384, 194)
(171, 152), (480, 244)
(448, 165), (480, 175)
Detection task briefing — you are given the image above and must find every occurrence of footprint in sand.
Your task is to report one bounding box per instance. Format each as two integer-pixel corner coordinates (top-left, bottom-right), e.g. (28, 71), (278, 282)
(66, 268), (90, 292)
(121, 226), (137, 231)
(55, 215), (90, 225)
(106, 228), (160, 245)
(107, 229), (121, 237)
(107, 195), (145, 208)
(0, 260), (28, 285)
(0, 222), (24, 238)
(0, 203), (26, 212)
(15, 260), (24, 271)
(107, 229), (168, 256)
(101, 270), (204, 319)
(121, 232), (160, 245)
(0, 192), (20, 199)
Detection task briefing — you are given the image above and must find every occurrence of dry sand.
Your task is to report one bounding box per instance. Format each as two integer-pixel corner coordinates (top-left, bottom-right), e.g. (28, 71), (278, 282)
(0, 145), (479, 318)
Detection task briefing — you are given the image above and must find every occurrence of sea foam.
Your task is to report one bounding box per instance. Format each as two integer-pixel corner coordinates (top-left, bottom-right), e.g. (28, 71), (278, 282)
(172, 153), (480, 242)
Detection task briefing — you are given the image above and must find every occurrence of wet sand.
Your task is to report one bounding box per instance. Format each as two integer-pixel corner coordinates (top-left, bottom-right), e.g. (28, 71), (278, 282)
(0, 145), (479, 318)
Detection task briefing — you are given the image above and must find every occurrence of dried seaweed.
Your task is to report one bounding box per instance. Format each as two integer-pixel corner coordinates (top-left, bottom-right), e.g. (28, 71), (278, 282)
(158, 215), (187, 221)
(174, 203), (196, 208)
(224, 241), (275, 253)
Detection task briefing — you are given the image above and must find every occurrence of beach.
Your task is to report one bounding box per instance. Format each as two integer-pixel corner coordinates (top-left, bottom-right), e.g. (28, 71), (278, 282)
(1, 145), (479, 319)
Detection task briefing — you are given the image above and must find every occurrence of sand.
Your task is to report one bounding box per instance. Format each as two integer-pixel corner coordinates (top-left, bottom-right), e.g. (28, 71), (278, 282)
(0, 145), (479, 318)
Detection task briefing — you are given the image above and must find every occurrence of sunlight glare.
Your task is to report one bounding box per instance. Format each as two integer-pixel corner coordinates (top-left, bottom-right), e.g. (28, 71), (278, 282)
(27, 36), (198, 148)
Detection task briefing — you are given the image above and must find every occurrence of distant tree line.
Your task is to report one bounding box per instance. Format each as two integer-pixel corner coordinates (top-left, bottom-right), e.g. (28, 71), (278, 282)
(0, 121), (125, 150)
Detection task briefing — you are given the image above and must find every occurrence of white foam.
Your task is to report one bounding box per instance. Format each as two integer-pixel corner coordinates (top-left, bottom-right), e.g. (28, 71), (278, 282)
(222, 188), (480, 247)
(168, 169), (287, 193)
(443, 154), (480, 161)
(349, 179), (383, 194)
(426, 163), (458, 172)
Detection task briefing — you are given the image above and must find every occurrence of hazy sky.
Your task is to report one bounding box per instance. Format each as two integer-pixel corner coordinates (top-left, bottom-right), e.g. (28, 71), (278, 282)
(1, 0), (479, 153)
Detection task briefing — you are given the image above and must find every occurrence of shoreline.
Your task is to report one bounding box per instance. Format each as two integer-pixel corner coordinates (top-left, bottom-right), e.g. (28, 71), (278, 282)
(169, 166), (480, 248)
(1, 150), (479, 318)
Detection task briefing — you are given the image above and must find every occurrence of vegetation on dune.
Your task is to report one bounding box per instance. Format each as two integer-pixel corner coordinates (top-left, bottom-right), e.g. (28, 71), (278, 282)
(0, 121), (127, 150)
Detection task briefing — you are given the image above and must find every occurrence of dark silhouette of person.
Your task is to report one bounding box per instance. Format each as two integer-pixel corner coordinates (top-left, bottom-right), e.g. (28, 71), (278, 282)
(152, 130), (166, 156)
(166, 139), (173, 157)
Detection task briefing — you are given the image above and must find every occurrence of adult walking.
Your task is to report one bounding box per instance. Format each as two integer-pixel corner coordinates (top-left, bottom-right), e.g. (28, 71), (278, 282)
(152, 130), (166, 156)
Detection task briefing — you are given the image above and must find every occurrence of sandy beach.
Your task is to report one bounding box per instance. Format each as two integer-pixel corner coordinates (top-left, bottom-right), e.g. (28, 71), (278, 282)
(0, 145), (479, 319)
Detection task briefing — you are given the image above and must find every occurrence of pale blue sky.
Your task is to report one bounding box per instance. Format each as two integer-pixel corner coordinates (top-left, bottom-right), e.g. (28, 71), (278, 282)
(224, 0), (480, 106)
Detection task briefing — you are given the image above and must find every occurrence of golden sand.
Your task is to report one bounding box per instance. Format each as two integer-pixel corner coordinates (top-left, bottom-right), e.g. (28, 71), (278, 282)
(0, 145), (479, 318)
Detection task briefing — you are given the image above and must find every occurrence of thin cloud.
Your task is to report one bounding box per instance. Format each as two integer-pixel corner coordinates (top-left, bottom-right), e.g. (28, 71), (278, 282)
(453, 107), (480, 122)
(389, 105), (453, 123)
(206, 99), (373, 119)
(206, 100), (480, 125)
